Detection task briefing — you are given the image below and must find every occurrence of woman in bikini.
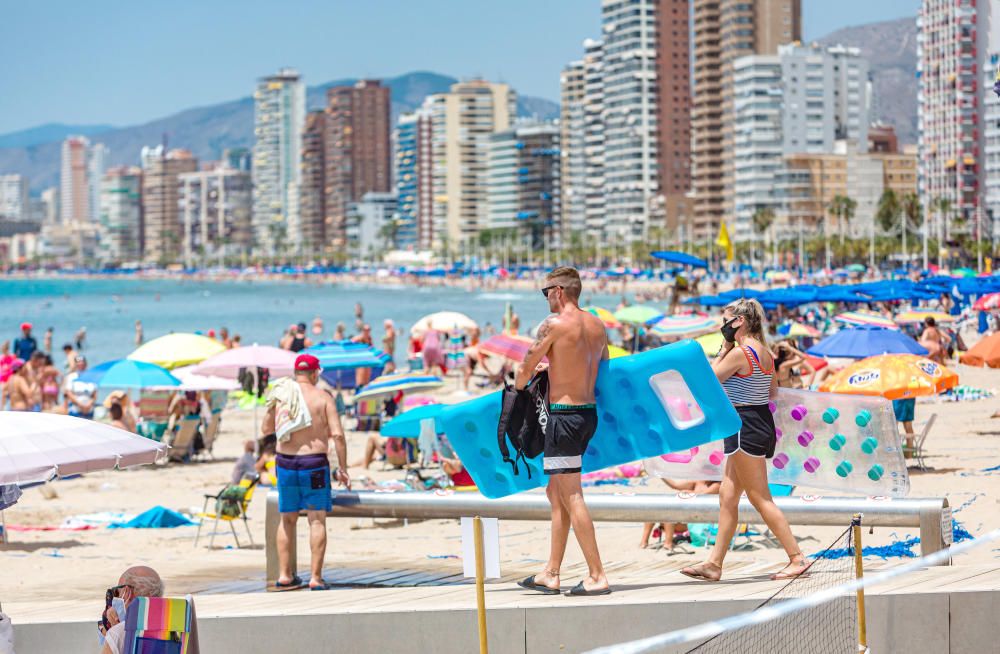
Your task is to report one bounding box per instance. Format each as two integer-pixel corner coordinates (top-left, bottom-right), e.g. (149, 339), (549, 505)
(681, 298), (808, 582)
(39, 354), (61, 411)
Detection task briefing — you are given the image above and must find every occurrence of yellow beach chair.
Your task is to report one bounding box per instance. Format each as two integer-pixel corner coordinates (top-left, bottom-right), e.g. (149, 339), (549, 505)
(194, 476), (258, 548)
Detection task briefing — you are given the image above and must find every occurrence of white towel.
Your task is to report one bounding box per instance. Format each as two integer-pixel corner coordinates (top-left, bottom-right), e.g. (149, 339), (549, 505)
(266, 378), (312, 442)
(0, 613), (15, 654)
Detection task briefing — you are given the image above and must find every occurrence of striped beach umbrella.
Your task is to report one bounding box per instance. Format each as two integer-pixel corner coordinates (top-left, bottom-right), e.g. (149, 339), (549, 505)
(303, 340), (391, 370)
(649, 313), (719, 338)
(583, 306), (622, 328)
(894, 310), (954, 325)
(833, 311), (899, 330)
(973, 292), (1000, 311)
(479, 334), (535, 362)
(613, 305), (664, 326)
(354, 372), (445, 401)
(776, 322), (822, 338)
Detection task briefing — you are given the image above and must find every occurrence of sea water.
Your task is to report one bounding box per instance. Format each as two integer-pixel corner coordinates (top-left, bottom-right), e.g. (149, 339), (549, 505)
(0, 278), (620, 364)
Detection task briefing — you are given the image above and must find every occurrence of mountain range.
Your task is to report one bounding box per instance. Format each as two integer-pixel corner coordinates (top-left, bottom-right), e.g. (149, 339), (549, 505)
(0, 16), (920, 193)
(0, 71), (558, 192)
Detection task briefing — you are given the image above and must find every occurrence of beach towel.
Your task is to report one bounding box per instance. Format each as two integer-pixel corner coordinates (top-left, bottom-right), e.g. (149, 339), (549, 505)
(265, 378), (312, 442)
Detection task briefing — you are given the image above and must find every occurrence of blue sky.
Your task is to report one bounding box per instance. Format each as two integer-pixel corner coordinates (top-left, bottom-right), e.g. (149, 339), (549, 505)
(0, 0), (919, 134)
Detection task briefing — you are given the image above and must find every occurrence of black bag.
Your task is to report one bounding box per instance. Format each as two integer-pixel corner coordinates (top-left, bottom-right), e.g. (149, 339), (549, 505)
(497, 371), (549, 478)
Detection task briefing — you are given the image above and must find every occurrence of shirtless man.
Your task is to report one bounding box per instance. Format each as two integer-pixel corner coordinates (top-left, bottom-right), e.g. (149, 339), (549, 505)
(515, 266), (611, 596)
(7, 361), (35, 411)
(261, 353), (349, 591)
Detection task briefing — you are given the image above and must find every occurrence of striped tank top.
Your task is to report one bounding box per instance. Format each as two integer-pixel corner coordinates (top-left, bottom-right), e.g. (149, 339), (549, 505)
(721, 344), (773, 406)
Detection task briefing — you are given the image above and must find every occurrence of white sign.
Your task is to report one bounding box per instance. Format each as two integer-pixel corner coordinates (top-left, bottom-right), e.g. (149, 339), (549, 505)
(460, 517), (500, 579)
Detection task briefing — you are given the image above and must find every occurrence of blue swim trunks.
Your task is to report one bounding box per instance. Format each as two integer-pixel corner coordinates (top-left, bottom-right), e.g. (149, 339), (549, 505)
(892, 398), (916, 423)
(275, 453), (333, 513)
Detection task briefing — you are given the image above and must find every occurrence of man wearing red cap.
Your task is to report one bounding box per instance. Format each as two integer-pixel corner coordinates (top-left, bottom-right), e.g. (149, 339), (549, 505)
(261, 352), (349, 591)
(13, 323), (36, 362)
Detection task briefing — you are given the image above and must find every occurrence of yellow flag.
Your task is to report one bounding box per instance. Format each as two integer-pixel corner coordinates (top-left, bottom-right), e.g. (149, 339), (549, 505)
(716, 221), (734, 262)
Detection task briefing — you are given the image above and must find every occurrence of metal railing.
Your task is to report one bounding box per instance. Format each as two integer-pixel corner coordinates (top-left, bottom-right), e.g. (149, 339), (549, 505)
(264, 490), (952, 586)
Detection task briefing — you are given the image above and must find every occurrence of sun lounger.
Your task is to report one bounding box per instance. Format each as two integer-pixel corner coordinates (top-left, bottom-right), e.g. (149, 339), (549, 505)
(195, 476), (258, 548)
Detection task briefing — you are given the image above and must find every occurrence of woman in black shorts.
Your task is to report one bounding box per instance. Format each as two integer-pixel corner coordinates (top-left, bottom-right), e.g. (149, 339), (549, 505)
(681, 299), (808, 582)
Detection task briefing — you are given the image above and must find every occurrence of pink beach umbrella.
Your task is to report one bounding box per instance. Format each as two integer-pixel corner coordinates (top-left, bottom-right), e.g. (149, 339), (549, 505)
(190, 344), (297, 378)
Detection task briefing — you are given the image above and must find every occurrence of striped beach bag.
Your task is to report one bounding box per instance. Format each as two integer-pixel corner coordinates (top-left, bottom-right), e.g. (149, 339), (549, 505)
(123, 596), (199, 653)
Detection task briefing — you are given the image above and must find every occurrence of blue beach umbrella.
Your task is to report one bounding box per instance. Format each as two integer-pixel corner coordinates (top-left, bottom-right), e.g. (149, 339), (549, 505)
(380, 403), (446, 438)
(806, 325), (928, 359)
(78, 359), (181, 389)
(303, 340), (391, 370)
(650, 250), (709, 269)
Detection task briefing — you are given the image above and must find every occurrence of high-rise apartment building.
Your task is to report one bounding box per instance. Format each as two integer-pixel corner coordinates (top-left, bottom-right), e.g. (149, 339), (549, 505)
(88, 143), (108, 225)
(0, 174), (29, 221)
(426, 81), (517, 251)
(60, 136), (92, 225)
(918, 0), (996, 240)
(252, 68), (305, 255)
(299, 110), (327, 253)
(486, 122), (561, 246)
(582, 39), (606, 237)
(691, 0), (801, 241)
(560, 59), (587, 236)
(99, 166), (142, 263)
(599, 0), (691, 240)
(323, 80), (392, 249)
(178, 164), (253, 266)
(395, 110), (433, 250)
(985, 51), (1000, 240)
(346, 192), (399, 259)
(732, 43), (870, 239)
(40, 188), (59, 225)
(141, 149), (198, 263)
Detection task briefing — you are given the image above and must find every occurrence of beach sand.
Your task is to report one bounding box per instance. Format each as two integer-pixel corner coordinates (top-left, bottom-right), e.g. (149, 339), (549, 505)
(3, 365), (999, 604)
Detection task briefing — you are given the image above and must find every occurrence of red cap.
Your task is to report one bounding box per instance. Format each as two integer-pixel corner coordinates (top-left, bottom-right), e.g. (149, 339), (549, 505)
(20, 322), (31, 331)
(207, 329), (216, 338)
(294, 353), (321, 372)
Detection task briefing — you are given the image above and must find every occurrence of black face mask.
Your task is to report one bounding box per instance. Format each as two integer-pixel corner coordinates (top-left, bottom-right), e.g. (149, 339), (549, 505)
(721, 318), (739, 343)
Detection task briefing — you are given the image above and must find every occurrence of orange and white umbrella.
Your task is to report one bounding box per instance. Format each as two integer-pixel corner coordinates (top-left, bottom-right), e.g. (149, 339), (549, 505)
(819, 354), (958, 400)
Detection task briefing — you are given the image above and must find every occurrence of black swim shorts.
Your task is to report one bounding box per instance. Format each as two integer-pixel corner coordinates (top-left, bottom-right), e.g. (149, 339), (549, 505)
(724, 404), (777, 459)
(543, 404), (598, 475)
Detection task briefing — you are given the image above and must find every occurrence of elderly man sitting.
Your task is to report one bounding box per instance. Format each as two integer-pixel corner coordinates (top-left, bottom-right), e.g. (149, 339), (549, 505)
(100, 566), (163, 654)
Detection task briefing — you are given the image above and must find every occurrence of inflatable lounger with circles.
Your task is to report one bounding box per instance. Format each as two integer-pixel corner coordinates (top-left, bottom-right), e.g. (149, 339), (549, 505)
(644, 387), (910, 497)
(439, 340), (742, 499)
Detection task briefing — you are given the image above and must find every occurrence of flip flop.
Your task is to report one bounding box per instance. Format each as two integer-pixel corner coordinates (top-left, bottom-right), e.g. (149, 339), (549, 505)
(271, 575), (304, 592)
(770, 566), (811, 581)
(566, 581), (612, 596)
(517, 575), (561, 595)
(679, 566), (721, 582)
(309, 582), (334, 591)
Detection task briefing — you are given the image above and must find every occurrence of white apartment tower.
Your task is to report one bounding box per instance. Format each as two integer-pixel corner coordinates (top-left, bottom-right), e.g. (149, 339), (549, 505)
(252, 68), (306, 255)
(0, 174), (29, 221)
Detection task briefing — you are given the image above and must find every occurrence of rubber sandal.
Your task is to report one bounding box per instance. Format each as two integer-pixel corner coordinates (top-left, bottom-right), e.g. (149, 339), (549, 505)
(566, 581), (612, 596)
(309, 582), (334, 591)
(770, 565), (811, 581)
(272, 575), (304, 591)
(517, 575), (561, 595)
(679, 565), (721, 582)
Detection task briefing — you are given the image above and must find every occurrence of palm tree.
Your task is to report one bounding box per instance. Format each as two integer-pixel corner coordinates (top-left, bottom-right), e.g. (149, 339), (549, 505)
(378, 217), (403, 252)
(901, 193), (923, 270)
(751, 206), (776, 267)
(875, 189), (901, 268)
(827, 194), (857, 247)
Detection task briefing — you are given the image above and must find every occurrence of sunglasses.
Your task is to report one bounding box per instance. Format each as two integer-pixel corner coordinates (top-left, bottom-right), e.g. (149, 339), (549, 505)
(105, 584), (132, 607)
(541, 285), (562, 298)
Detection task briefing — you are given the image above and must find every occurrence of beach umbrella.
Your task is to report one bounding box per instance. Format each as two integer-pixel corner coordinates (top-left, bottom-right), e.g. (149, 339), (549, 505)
(380, 403), (445, 438)
(191, 344), (297, 378)
(163, 365), (240, 391)
(973, 292), (1000, 311)
(696, 331), (725, 355)
(411, 311), (478, 337)
(776, 323), (822, 338)
(959, 332), (1000, 367)
(303, 340), (391, 371)
(845, 263), (866, 273)
(764, 270), (792, 283)
(819, 354), (958, 400)
(353, 372), (445, 401)
(607, 345), (628, 359)
(807, 325), (928, 359)
(128, 333), (226, 370)
(834, 311), (899, 330)
(583, 306), (622, 328)
(649, 313), (719, 339)
(952, 267), (977, 278)
(79, 359), (180, 389)
(0, 412), (168, 485)
(894, 310), (954, 325)
(650, 250), (708, 269)
(479, 334), (535, 362)
(613, 305), (664, 325)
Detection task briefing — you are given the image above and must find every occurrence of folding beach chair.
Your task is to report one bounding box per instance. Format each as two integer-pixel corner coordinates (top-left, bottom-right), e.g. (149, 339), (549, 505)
(194, 476), (258, 548)
(902, 413), (937, 472)
(121, 595), (200, 653)
(197, 411), (222, 461)
(168, 417), (200, 462)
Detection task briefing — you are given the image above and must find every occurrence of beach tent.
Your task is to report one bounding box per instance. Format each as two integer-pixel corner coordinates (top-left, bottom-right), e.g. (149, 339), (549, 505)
(959, 332), (1000, 367)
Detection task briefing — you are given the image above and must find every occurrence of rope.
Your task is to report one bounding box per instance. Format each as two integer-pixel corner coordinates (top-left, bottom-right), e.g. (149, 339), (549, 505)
(584, 528), (1000, 654)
